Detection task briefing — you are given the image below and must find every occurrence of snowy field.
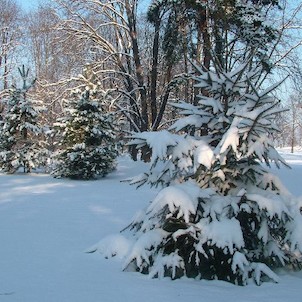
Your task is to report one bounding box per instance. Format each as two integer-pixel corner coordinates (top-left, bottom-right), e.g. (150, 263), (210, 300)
(1, 150), (302, 302)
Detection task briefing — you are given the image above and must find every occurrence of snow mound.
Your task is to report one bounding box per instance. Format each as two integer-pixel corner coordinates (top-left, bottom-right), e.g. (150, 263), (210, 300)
(86, 234), (132, 260)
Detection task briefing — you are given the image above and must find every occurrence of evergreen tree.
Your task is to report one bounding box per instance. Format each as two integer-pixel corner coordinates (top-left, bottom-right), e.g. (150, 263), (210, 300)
(51, 88), (118, 180)
(147, 0), (279, 71)
(0, 66), (46, 173)
(121, 57), (302, 285)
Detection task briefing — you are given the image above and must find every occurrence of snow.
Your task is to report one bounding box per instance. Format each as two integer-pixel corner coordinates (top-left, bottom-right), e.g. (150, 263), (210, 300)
(193, 141), (214, 170)
(250, 262), (280, 285)
(197, 217), (245, 254)
(170, 115), (204, 132)
(123, 228), (168, 270)
(257, 219), (269, 244)
(232, 251), (249, 274)
(86, 234), (132, 260)
(216, 126), (240, 159)
(246, 192), (290, 219)
(1, 152), (302, 301)
(147, 185), (197, 223)
(148, 251), (185, 279)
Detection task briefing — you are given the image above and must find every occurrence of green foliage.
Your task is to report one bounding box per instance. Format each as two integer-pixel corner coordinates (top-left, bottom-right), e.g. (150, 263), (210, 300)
(0, 66), (46, 173)
(124, 57), (302, 285)
(147, 0), (280, 70)
(52, 88), (118, 180)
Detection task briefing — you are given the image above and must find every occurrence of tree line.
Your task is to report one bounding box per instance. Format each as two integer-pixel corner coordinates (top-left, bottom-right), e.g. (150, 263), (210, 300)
(1, 0), (302, 177)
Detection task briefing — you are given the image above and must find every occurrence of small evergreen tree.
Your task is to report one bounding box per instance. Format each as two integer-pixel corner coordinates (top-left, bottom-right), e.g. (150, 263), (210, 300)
(0, 66), (46, 173)
(52, 88), (118, 180)
(120, 57), (302, 285)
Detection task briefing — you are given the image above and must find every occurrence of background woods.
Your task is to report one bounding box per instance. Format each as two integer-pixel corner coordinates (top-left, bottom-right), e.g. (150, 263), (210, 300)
(1, 0), (302, 163)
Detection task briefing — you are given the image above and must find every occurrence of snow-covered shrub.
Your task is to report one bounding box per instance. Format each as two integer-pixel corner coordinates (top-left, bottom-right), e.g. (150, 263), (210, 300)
(121, 59), (302, 285)
(0, 66), (47, 173)
(124, 180), (300, 285)
(51, 88), (118, 179)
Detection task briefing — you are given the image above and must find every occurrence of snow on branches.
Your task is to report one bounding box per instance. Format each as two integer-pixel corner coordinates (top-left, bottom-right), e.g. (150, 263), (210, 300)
(94, 57), (302, 285)
(51, 88), (118, 179)
(0, 66), (47, 173)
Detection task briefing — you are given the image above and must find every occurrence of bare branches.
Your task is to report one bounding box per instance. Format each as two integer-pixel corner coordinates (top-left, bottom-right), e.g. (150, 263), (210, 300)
(0, 0), (23, 90)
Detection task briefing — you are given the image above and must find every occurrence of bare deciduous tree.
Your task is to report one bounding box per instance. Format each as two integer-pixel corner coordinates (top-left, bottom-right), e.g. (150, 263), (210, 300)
(0, 0), (23, 90)
(53, 0), (193, 159)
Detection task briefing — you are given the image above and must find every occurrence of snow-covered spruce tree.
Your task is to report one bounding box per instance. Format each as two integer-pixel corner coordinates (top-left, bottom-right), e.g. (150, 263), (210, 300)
(51, 88), (118, 180)
(121, 59), (302, 285)
(0, 66), (46, 173)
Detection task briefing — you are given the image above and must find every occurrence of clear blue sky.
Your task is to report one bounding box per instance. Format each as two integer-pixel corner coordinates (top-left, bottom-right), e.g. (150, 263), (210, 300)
(16, 0), (41, 12)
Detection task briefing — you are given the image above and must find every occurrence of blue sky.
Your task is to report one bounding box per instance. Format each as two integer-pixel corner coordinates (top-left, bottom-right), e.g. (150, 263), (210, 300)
(16, 0), (41, 12)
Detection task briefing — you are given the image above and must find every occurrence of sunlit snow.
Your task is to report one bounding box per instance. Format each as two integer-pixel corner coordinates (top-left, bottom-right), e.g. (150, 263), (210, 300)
(0, 151), (302, 301)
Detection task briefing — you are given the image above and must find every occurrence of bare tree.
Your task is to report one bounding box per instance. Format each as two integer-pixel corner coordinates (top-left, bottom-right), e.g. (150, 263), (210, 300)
(49, 0), (302, 160)
(277, 93), (302, 153)
(0, 0), (23, 90)
(53, 0), (193, 159)
(23, 4), (90, 149)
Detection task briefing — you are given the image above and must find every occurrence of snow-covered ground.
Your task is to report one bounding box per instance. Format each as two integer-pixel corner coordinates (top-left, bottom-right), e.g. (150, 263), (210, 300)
(0, 151), (302, 302)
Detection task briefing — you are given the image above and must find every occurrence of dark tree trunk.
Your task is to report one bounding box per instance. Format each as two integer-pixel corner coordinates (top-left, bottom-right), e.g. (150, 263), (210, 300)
(125, 0), (148, 133)
(150, 18), (160, 126)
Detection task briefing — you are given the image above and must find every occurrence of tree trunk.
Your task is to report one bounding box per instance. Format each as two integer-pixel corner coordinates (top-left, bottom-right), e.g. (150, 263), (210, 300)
(125, 0), (148, 133)
(150, 18), (160, 126)
(152, 64), (173, 131)
(194, 6), (211, 106)
(291, 124), (295, 153)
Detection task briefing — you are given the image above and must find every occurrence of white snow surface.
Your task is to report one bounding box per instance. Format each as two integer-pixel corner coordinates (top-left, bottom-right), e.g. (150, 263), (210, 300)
(197, 217), (245, 253)
(1, 151), (302, 301)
